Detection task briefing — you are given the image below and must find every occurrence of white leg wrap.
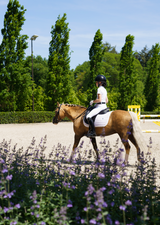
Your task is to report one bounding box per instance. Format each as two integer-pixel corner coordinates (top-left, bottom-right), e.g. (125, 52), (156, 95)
(125, 154), (129, 163)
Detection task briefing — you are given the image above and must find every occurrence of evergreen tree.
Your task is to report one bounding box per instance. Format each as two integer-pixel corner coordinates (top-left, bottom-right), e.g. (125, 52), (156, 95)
(144, 43), (160, 111)
(88, 29), (105, 102)
(46, 13), (71, 110)
(134, 46), (152, 68)
(118, 34), (136, 110)
(0, 0), (31, 112)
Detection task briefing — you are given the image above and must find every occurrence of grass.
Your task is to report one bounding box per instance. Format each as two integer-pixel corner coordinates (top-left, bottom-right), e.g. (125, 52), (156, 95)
(0, 135), (160, 225)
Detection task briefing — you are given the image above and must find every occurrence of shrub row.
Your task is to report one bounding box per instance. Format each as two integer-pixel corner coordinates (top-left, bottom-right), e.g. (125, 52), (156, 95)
(0, 111), (70, 124)
(0, 111), (56, 124)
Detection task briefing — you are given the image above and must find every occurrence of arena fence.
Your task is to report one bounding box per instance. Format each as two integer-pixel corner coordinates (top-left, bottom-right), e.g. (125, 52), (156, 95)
(128, 105), (160, 133)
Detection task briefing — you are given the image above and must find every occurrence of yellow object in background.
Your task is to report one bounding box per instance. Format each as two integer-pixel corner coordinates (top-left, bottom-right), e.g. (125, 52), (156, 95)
(153, 121), (160, 126)
(128, 105), (141, 121)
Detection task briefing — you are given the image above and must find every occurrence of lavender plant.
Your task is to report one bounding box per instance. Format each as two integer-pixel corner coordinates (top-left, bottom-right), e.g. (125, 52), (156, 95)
(0, 135), (160, 224)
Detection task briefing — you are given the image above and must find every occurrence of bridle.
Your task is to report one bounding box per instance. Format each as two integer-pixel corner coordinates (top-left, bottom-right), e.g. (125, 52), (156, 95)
(53, 104), (88, 123)
(53, 104), (62, 123)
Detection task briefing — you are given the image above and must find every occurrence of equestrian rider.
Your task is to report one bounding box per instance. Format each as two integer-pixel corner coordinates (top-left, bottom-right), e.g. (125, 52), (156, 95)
(86, 74), (108, 137)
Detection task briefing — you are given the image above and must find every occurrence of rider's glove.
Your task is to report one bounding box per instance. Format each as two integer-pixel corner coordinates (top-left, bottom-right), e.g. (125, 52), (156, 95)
(90, 100), (94, 106)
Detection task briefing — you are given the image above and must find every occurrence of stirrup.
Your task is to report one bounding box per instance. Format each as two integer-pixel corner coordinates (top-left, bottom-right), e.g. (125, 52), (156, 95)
(86, 130), (96, 137)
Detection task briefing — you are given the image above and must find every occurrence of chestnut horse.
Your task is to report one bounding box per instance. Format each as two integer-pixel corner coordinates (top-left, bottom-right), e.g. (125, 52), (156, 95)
(53, 103), (147, 163)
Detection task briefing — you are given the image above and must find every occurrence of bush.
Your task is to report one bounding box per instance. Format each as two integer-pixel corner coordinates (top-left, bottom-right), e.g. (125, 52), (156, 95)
(0, 137), (159, 224)
(0, 111), (70, 124)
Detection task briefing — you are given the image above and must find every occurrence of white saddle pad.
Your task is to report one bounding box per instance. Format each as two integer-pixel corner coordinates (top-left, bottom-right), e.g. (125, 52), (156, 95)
(83, 111), (113, 128)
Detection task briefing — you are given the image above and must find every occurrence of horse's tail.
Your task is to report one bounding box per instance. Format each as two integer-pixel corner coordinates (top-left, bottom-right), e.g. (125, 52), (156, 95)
(128, 111), (148, 155)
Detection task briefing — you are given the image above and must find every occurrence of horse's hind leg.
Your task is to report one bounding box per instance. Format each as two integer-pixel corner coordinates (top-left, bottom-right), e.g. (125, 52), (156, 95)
(120, 136), (131, 163)
(90, 137), (99, 160)
(128, 134), (140, 161)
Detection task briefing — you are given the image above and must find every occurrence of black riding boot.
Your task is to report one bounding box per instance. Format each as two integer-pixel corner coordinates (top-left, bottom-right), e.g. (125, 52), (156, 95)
(86, 117), (96, 137)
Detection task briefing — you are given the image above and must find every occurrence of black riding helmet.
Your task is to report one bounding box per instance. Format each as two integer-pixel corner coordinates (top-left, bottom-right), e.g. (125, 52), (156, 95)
(95, 74), (106, 82)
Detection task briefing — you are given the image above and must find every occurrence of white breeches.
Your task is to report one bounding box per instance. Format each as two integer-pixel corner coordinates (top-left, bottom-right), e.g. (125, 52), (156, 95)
(86, 105), (106, 118)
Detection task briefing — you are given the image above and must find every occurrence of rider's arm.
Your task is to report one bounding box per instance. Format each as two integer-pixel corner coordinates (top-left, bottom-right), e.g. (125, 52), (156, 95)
(93, 94), (101, 104)
(106, 96), (108, 104)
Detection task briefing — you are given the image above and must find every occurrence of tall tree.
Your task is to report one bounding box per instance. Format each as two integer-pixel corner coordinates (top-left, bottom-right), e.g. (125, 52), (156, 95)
(88, 29), (105, 102)
(144, 43), (160, 111)
(0, 0), (31, 112)
(24, 55), (48, 89)
(134, 46), (152, 68)
(118, 34), (136, 110)
(46, 13), (71, 110)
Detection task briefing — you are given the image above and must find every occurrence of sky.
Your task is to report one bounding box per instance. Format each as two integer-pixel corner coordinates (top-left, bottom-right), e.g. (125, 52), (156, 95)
(0, 0), (160, 70)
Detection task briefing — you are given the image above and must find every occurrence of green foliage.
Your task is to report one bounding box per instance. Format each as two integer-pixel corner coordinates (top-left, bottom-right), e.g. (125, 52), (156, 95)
(73, 61), (90, 92)
(118, 34), (137, 110)
(88, 29), (105, 101)
(103, 42), (118, 54)
(0, 0), (32, 112)
(102, 52), (120, 90)
(144, 43), (160, 111)
(107, 88), (120, 110)
(46, 13), (71, 110)
(24, 55), (48, 89)
(0, 138), (159, 224)
(134, 45), (152, 68)
(0, 111), (56, 123)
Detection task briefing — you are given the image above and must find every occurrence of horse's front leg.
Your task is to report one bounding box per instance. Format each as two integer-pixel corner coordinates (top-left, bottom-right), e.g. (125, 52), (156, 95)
(69, 134), (81, 162)
(90, 137), (100, 160)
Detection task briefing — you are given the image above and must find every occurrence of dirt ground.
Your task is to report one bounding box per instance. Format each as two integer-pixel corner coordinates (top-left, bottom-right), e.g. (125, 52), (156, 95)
(0, 121), (160, 165)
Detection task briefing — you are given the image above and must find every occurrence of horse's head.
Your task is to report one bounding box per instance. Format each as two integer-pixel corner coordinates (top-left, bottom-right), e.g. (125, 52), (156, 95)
(53, 102), (64, 124)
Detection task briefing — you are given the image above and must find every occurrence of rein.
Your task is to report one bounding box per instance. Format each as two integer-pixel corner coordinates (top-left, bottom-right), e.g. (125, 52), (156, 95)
(55, 104), (88, 122)
(73, 109), (87, 121)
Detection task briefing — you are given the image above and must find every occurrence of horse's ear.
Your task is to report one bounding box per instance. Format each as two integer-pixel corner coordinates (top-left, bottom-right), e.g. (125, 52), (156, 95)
(57, 102), (59, 106)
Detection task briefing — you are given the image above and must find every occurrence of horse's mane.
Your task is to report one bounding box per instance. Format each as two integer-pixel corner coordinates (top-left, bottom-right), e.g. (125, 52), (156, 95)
(63, 103), (86, 109)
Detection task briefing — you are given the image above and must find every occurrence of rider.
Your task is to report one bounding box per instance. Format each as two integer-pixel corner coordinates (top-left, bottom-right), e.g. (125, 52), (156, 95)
(86, 74), (108, 137)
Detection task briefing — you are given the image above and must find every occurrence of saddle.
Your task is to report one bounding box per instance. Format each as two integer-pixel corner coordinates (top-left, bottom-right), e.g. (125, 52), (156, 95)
(84, 106), (110, 125)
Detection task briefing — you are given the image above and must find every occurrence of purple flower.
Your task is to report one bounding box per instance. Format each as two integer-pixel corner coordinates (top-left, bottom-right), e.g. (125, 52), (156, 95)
(100, 187), (106, 192)
(2, 168), (8, 173)
(36, 205), (40, 208)
(81, 219), (85, 224)
(98, 173), (105, 178)
(84, 207), (87, 211)
(6, 175), (13, 180)
(70, 171), (75, 176)
(115, 221), (120, 225)
(89, 219), (96, 224)
(4, 207), (8, 213)
(119, 205), (126, 211)
(108, 189), (114, 195)
(0, 158), (5, 163)
(40, 222), (46, 225)
(71, 185), (76, 189)
(10, 222), (17, 225)
(67, 199), (73, 208)
(36, 214), (39, 218)
(111, 202), (115, 207)
(115, 174), (121, 179)
(125, 200), (132, 206)
(88, 184), (95, 195)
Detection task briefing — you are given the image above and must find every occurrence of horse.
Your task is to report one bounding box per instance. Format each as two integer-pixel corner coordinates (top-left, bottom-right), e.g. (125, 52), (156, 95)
(53, 103), (147, 163)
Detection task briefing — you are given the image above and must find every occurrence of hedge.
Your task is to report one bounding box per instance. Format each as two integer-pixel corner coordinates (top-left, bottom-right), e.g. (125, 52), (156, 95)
(0, 111), (57, 124)
(0, 111), (69, 124)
